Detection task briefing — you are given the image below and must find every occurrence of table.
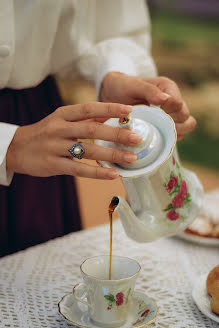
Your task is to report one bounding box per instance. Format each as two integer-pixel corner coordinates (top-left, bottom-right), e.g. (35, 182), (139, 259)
(0, 220), (218, 328)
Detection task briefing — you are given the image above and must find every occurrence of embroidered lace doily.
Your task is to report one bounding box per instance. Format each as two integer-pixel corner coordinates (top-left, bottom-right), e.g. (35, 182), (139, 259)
(0, 220), (218, 328)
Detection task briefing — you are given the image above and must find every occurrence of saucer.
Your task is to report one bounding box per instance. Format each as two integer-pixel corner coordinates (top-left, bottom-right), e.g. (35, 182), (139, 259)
(58, 291), (159, 328)
(192, 274), (219, 324)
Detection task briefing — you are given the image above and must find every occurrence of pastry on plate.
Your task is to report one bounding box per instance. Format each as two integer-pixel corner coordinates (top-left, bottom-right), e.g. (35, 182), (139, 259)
(185, 191), (219, 238)
(206, 265), (219, 315)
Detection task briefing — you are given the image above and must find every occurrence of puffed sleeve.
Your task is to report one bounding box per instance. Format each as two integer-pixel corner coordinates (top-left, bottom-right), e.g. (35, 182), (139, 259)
(0, 123), (18, 186)
(74, 0), (157, 97)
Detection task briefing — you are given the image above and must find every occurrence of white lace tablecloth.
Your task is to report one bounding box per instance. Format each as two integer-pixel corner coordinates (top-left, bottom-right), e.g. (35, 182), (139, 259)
(0, 220), (218, 328)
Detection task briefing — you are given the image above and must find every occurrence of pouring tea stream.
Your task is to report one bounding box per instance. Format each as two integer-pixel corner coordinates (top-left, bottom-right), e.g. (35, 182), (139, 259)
(95, 105), (204, 243)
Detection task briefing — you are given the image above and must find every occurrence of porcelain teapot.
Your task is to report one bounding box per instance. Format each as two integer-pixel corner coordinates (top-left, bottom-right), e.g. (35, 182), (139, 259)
(95, 105), (204, 242)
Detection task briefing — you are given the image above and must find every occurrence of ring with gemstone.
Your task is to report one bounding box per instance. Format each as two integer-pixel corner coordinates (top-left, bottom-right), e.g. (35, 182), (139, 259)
(68, 142), (85, 160)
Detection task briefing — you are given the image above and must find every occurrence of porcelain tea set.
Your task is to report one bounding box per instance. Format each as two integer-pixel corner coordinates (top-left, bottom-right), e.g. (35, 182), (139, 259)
(59, 255), (159, 327)
(59, 104), (204, 327)
(96, 104), (204, 242)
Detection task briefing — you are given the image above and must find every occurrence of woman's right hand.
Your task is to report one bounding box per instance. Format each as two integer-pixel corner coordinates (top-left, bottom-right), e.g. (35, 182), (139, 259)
(6, 102), (141, 180)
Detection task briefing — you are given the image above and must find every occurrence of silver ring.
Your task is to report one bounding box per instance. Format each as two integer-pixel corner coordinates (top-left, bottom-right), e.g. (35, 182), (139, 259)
(68, 142), (85, 160)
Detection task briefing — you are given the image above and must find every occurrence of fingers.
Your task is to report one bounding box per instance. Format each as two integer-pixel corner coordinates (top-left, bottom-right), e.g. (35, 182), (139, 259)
(83, 143), (137, 164)
(64, 121), (142, 145)
(58, 157), (119, 180)
(145, 77), (190, 123)
(145, 76), (182, 102)
(162, 96), (190, 123)
(54, 141), (137, 165)
(175, 116), (196, 136)
(177, 135), (184, 141)
(130, 79), (170, 105)
(156, 79), (184, 116)
(169, 101), (190, 123)
(57, 102), (132, 121)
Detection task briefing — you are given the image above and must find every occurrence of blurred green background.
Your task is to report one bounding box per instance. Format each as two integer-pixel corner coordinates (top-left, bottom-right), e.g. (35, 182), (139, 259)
(148, 1), (219, 170)
(57, 1), (219, 171)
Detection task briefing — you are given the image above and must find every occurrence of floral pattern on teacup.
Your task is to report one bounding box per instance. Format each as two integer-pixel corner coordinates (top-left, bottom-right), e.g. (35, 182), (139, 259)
(163, 156), (191, 221)
(104, 288), (131, 310)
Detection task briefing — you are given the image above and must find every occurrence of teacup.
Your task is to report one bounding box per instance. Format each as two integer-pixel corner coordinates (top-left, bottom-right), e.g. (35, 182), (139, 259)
(72, 255), (141, 327)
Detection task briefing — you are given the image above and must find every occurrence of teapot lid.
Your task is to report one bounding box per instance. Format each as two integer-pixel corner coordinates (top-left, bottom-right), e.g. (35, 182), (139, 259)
(94, 105), (177, 178)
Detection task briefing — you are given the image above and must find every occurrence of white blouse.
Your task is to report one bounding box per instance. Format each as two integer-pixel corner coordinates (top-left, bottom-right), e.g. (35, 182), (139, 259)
(0, 0), (157, 186)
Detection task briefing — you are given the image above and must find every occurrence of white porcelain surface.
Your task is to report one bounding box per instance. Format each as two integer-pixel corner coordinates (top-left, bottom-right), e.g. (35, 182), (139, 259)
(95, 105), (204, 243)
(73, 256), (140, 327)
(115, 157), (204, 242)
(192, 274), (219, 324)
(59, 291), (158, 328)
(116, 118), (163, 170)
(95, 105), (176, 178)
(81, 255), (140, 280)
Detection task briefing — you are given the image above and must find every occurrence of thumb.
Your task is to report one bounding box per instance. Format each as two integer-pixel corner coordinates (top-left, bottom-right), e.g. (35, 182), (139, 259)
(134, 80), (170, 106)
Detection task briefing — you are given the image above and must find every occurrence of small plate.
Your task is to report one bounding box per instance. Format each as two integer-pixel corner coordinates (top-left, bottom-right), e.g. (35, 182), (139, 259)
(58, 291), (159, 328)
(192, 274), (219, 323)
(177, 189), (219, 247)
(177, 232), (219, 247)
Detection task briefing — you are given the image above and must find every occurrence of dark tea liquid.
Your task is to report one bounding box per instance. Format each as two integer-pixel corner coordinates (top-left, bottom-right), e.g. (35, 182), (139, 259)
(108, 197), (119, 280)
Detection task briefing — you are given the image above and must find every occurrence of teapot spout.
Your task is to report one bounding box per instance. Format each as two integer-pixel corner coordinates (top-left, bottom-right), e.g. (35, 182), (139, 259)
(112, 196), (153, 243)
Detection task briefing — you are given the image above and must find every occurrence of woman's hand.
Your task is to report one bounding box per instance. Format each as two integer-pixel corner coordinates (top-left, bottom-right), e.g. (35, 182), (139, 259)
(6, 102), (142, 180)
(100, 72), (196, 140)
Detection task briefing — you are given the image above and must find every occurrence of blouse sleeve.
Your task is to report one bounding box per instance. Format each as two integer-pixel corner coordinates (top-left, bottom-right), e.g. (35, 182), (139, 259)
(74, 0), (157, 97)
(0, 123), (18, 186)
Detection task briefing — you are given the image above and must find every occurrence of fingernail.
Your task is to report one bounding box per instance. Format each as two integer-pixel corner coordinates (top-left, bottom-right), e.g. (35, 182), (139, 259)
(108, 170), (119, 179)
(123, 153), (137, 163)
(161, 92), (170, 101)
(129, 133), (142, 144)
(120, 105), (133, 115)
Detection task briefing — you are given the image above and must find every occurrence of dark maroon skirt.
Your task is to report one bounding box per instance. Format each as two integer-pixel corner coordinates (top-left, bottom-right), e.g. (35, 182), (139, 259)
(0, 77), (81, 257)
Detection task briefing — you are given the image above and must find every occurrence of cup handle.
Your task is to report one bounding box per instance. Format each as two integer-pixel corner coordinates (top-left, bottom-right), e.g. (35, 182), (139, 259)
(72, 283), (93, 311)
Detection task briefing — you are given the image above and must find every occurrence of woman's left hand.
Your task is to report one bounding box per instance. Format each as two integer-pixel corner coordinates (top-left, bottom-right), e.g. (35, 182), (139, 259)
(100, 72), (196, 140)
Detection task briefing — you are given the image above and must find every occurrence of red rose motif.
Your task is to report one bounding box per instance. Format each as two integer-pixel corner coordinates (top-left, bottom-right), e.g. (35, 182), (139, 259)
(107, 307), (111, 310)
(166, 209), (179, 221)
(166, 176), (178, 193)
(141, 309), (150, 317)
(180, 180), (187, 198)
(116, 292), (124, 306)
(172, 156), (176, 165)
(172, 193), (183, 208)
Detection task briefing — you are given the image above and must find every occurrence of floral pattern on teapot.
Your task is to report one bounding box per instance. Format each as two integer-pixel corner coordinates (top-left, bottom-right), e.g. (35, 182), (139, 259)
(163, 156), (191, 221)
